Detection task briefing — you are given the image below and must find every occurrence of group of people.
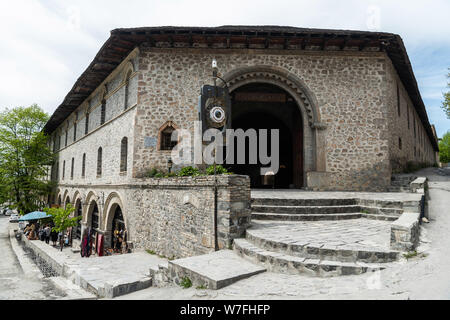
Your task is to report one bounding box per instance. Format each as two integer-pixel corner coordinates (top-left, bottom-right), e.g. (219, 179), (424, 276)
(23, 222), (63, 246)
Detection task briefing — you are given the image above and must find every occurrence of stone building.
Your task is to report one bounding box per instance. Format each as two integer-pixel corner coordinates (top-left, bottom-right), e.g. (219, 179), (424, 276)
(43, 26), (438, 257)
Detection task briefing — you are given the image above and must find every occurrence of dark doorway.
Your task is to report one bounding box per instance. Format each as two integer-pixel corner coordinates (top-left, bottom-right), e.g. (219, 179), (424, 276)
(90, 202), (99, 230)
(228, 83), (303, 188)
(111, 205), (126, 250)
(74, 200), (82, 240)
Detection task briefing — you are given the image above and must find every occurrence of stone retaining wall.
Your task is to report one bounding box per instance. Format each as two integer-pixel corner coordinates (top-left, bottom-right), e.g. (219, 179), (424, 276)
(130, 174), (251, 259)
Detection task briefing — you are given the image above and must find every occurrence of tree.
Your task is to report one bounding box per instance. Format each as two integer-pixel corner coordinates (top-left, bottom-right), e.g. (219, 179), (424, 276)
(0, 105), (54, 214)
(442, 68), (450, 119)
(44, 204), (81, 251)
(439, 131), (450, 163)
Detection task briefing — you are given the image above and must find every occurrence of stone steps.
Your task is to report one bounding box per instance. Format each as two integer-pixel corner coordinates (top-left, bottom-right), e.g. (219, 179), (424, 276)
(252, 204), (361, 214)
(363, 214), (399, 221)
(251, 198), (357, 206)
(164, 250), (266, 290)
(252, 212), (362, 221)
(245, 230), (399, 263)
(233, 239), (387, 277)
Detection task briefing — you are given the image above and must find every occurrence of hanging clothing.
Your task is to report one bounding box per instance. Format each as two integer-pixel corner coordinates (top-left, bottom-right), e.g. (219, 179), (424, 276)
(97, 234), (104, 256)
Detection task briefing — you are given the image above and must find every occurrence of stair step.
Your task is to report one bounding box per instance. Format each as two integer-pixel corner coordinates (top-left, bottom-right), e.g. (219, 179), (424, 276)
(362, 214), (399, 221)
(251, 212), (362, 221)
(252, 204), (361, 214)
(251, 198), (357, 206)
(233, 239), (386, 277)
(246, 231), (399, 263)
(360, 206), (403, 216)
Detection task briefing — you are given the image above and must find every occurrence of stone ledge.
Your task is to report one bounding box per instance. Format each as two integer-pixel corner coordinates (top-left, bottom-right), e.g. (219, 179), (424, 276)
(390, 211), (420, 251)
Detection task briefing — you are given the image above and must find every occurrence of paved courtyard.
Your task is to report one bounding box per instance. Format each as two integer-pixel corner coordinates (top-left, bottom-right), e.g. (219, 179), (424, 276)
(249, 219), (391, 251)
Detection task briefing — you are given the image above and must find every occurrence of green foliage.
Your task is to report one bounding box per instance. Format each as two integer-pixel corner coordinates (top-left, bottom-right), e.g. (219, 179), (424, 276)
(0, 105), (54, 214)
(44, 203), (81, 233)
(142, 165), (234, 179)
(177, 166), (201, 177)
(196, 284), (207, 289)
(439, 131), (450, 163)
(180, 276), (192, 288)
(441, 69), (450, 119)
(206, 164), (229, 175)
(145, 168), (158, 177)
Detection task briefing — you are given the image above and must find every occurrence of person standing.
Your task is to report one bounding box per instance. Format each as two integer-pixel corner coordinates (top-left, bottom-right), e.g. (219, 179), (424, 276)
(44, 224), (51, 244)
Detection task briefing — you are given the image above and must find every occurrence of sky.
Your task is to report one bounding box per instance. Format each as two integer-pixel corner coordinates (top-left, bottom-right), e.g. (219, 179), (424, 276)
(0, 0), (449, 137)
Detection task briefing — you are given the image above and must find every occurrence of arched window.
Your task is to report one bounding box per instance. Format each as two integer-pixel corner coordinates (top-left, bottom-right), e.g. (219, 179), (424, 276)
(120, 137), (128, 173)
(65, 130), (68, 147)
(73, 122), (77, 141)
(62, 160), (65, 180)
(71, 157), (74, 179)
(124, 70), (132, 110)
(100, 100), (106, 125)
(158, 121), (178, 151)
(97, 147), (102, 177)
(81, 153), (86, 178)
(85, 112), (89, 134)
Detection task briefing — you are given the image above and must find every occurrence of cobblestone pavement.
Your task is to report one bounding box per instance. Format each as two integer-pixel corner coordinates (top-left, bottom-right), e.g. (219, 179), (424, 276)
(249, 219), (391, 251)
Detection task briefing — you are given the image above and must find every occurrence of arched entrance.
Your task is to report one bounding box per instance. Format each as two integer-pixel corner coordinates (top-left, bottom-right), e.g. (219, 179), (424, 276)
(228, 82), (303, 188)
(89, 201), (99, 231)
(110, 205), (127, 252)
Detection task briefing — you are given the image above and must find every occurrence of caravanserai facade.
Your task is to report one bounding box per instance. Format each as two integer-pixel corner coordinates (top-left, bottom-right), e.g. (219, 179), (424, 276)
(43, 26), (438, 256)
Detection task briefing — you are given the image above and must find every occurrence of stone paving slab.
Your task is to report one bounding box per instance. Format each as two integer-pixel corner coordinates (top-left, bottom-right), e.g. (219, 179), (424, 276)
(169, 250), (266, 289)
(251, 189), (423, 202)
(19, 237), (167, 298)
(248, 219), (392, 251)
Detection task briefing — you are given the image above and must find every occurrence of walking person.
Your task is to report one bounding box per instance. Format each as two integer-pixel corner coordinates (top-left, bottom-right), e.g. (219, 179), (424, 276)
(44, 224), (51, 244)
(50, 228), (58, 246)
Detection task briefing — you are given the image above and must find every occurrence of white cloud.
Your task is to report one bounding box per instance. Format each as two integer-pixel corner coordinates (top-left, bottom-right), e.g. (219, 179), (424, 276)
(0, 0), (449, 135)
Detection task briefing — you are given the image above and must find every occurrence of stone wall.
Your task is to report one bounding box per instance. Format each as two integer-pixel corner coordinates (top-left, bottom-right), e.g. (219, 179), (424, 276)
(134, 47), (393, 191)
(56, 174), (251, 259)
(384, 60), (436, 172)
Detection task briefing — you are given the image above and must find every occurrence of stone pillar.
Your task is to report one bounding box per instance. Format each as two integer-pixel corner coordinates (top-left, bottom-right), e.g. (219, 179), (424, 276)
(216, 175), (251, 249)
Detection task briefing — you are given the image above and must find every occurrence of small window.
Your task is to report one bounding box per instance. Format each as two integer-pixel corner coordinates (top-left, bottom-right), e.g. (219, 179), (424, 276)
(85, 113), (89, 134)
(97, 147), (102, 176)
(71, 157), (74, 179)
(120, 137), (128, 172)
(65, 130), (68, 147)
(82, 153), (86, 178)
(73, 122), (77, 141)
(159, 123), (178, 151)
(124, 70), (132, 110)
(100, 100), (106, 125)
(62, 160), (65, 180)
(398, 137), (402, 150)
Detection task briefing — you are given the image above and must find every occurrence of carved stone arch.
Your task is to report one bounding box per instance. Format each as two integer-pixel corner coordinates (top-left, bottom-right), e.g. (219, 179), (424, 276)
(103, 191), (127, 231)
(84, 190), (100, 225)
(221, 64), (327, 179)
(70, 191), (83, 221)
(62, 189), (69, 206)
(221, 65), (322, 126)
(103, 191), (129, 249)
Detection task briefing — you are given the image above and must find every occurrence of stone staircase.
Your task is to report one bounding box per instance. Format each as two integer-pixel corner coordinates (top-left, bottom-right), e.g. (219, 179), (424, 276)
(251, 197), (402, 222)
(232, 195), (405, 277)
(387, 175), (417, 192)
